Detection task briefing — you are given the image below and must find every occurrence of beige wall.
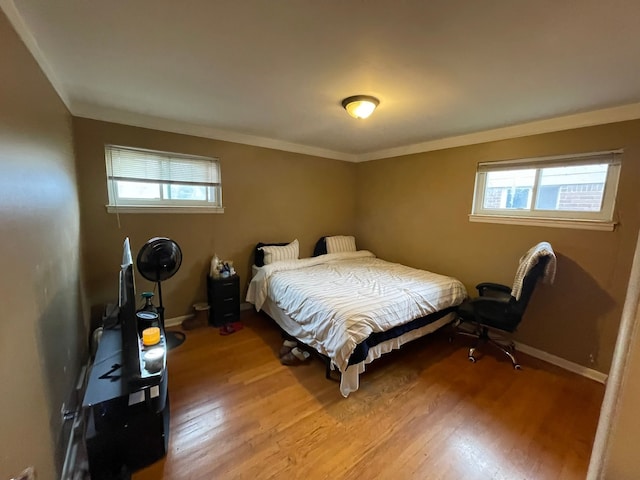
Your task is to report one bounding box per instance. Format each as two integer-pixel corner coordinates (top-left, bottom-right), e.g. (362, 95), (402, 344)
(5, 3), (640, 474)
(587, 228), (640, 479)
(0, 10), (86, 479)
(73, 118), (357, 319)
(604, 318), (640, 478)
(355, 121), (640, 373)
(73, 117), (640, 375)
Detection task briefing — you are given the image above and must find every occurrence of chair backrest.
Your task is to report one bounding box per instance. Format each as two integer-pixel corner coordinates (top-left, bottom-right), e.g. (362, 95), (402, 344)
(509, 256), (550, 318)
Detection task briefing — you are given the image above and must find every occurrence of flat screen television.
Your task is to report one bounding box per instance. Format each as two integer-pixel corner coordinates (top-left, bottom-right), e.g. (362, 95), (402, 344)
(119, 237), (140, 383)
(119, 237), (166, 389)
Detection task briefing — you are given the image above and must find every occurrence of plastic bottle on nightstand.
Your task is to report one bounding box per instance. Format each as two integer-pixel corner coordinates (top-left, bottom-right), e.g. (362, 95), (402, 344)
(210, 254), (220, 278)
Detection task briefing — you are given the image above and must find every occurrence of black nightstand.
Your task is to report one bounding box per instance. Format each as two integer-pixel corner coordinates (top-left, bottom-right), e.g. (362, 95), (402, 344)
(207, 275), (240, 326)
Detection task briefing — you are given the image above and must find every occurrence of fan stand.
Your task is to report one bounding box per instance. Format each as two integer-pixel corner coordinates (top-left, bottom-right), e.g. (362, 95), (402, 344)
(156, 281), (186, 350)
(136, 237), (185, 350)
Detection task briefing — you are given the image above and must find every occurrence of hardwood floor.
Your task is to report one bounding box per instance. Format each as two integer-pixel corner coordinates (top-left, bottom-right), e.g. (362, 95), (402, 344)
(133, 310), (604, 480)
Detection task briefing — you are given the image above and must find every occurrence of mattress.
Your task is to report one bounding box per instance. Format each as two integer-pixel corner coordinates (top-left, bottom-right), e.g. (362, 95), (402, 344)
(247, 251), (467, 395)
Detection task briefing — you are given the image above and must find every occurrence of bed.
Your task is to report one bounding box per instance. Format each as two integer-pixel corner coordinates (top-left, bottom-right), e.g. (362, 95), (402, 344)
(246, 237), (467, 396)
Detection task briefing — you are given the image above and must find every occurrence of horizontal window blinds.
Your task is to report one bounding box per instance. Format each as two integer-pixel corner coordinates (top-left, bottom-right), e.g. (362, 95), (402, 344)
(106, 145), (220, 186)
(477, 150), (622, 173)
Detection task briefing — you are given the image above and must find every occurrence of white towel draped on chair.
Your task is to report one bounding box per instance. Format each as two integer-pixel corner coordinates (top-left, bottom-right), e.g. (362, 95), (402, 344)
(511, 242), (556, 300)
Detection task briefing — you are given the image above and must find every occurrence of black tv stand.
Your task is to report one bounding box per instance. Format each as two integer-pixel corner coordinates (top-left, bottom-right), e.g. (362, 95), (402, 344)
(82, 328), (169, 479)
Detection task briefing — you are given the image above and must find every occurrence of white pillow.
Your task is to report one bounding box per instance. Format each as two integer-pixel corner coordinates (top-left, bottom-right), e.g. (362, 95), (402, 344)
(326, 235), (356, 254)
(260, 239), (299, 265)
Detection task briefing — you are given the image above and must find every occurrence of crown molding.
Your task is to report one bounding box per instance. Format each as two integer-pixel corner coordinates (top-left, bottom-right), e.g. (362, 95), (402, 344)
(354, 102), (640, 162)
(4, 0), (640, 164)
(1, 0), (71, 108)
(74, 101), (640, 164)
(73, 103), (354, 162)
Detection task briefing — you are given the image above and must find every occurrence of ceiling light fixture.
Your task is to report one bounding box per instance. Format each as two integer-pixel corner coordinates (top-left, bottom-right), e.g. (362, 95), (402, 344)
(341, 95), (379, 119)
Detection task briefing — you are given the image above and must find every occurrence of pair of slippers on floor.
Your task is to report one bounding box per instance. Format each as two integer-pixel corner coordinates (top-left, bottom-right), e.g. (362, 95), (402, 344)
(279, 339), (310, 366)
(219, 321), (243, 336)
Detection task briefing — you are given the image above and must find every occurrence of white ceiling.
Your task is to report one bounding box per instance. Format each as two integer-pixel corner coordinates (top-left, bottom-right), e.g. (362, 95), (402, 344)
(4, 0), (640, 161)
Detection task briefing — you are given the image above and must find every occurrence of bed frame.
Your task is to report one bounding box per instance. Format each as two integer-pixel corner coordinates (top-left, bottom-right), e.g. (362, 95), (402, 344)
(251, 242), (463, 396)
(261, 295), (458, 394)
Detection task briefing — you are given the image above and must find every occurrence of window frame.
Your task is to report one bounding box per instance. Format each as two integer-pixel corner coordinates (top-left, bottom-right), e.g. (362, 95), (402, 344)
(470, 150), (622, 231)
(105, 145), (224, 214)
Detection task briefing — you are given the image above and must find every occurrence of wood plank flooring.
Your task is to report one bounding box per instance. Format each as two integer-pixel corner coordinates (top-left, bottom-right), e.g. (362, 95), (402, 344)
(133, 310), (604, 480)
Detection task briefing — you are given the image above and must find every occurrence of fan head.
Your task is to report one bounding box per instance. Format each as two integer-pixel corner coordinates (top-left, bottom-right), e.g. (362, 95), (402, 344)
(136, 237), (182, 283)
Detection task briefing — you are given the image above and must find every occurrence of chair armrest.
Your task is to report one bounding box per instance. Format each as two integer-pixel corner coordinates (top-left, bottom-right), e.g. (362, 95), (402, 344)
(476, 282), (511, 297)
(463, 296), (511, 321)
(469, 296), (509, 306)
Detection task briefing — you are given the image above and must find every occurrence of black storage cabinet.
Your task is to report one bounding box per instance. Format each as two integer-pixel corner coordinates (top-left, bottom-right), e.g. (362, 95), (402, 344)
(207, 274), (240, 326)
(82, 329), (169, 479)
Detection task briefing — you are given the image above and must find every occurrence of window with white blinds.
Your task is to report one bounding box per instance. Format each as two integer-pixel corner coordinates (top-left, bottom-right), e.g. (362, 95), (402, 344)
(105, 145), (223, 213)
(470, 150), (622, 230)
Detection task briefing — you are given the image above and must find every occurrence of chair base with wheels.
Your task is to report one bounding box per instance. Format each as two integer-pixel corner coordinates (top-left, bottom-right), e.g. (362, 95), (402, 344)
(453, 242), (556, 369)
(453, 317), (521, 369)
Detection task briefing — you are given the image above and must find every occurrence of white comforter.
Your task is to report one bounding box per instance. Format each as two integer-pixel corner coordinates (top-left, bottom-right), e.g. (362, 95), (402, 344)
(246, 251), (467, 372)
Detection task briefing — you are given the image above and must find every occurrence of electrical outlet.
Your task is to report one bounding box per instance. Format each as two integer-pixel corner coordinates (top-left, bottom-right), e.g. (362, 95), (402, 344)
(12, 466), (36, 480)
(589, 353), (595, 364)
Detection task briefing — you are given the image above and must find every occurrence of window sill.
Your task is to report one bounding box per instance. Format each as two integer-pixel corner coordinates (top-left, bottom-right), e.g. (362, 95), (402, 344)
(106, 205), (224, 214)
(468, 214), (616, 231)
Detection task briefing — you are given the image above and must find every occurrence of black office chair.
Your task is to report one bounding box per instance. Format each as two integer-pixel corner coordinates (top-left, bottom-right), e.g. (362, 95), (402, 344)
(455, 244), (555, 369)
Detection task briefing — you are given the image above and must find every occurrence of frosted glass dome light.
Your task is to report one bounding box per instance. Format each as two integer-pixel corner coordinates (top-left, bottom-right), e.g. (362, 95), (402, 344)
(341, 95), (380, 119)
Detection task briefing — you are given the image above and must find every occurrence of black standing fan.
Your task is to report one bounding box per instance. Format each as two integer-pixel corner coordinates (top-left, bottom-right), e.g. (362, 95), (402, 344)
(136, 237), (186, 350)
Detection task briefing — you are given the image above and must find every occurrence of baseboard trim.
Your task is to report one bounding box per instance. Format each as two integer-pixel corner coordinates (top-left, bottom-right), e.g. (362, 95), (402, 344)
(168, 310), (607, 384)
(167, 312), (607, 383)
(515, 341), (608, 384)
(166, 304), (252, 327)
(164, 314), (192, 328)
